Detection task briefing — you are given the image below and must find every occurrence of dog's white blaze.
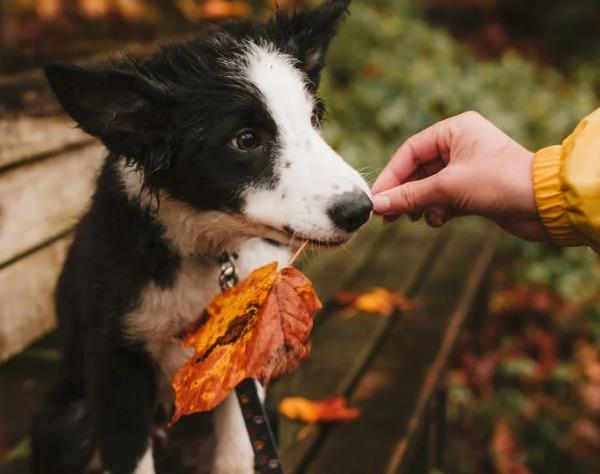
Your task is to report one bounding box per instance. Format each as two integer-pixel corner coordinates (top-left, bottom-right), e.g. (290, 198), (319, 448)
(241, 44), (370, 241)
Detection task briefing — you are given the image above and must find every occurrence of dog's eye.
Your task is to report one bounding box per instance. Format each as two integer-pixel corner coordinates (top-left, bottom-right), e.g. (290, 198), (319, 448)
(231, 130), (261, 152)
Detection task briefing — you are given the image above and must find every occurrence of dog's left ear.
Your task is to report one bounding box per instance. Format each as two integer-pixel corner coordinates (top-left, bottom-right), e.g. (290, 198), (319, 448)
(273, 0), (350, 89)
(45, 62), (173, 174)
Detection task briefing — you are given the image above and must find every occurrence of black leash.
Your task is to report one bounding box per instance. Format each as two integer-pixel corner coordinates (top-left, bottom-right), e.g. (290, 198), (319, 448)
(217, 252), (284, 474)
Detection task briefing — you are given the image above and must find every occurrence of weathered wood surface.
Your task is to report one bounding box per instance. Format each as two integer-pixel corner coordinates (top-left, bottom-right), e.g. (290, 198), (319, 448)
(270, 220), (446, 470)
(0, 33), (191, 171)
(0, 64), (101, 362)
(301, 225), (498, 474)
(0, 144), (103, 268)
(0, 236), (71, 363)
(0, 117), (91, 170)
(0, 69), (92, 170)
(270, 220), (496, 474)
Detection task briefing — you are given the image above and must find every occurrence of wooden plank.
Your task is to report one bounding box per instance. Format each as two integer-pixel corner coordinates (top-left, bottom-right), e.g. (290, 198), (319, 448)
(0, 71), (63, 118)
(0, 68), (92, 170)
(303, 222), (498, 474)
(0, 116), (91, 170)
(0, 236), (71, 362)
(0, 144), (103, 267)
(270, 220), (448, 472)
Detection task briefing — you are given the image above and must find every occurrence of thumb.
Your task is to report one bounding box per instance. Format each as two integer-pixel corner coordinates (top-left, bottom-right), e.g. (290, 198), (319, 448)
(372, 174), (447, 216)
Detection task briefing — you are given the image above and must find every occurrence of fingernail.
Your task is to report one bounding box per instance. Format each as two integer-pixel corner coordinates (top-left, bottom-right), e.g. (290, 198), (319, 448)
(373, 194), (391, 213)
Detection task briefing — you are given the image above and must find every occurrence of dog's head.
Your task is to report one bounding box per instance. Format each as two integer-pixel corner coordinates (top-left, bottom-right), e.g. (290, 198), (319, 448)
(46, 0), (371, 254)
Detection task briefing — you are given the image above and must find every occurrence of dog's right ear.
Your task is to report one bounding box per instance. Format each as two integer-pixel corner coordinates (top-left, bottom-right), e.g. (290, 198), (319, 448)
(45, 62), (173, 164)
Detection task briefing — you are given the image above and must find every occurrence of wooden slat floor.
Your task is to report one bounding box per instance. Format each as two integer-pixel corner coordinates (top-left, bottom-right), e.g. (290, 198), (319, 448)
(0, 218), (497, 474)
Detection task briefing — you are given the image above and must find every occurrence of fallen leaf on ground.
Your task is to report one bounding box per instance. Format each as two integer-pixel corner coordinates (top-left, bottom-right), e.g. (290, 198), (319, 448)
(170, 262), (321, 424)
(490, 419), (532, 474)
(278, 396), (361, 424)
(335, 287), (412, 316)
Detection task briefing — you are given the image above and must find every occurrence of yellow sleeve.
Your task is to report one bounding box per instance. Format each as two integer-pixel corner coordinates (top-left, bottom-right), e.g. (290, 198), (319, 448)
(533, 108), (600, 253)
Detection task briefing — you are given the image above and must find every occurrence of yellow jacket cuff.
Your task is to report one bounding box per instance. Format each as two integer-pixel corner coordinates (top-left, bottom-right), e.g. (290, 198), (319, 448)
(533, 145), (583, 246)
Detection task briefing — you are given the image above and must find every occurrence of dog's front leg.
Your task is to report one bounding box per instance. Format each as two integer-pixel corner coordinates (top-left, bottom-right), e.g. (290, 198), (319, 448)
(211, 382), (265, 474)
(90, 343), (158, 474)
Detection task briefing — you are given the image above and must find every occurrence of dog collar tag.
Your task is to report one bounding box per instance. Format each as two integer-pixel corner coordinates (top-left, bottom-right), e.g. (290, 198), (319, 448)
(217, 251), (239, 290)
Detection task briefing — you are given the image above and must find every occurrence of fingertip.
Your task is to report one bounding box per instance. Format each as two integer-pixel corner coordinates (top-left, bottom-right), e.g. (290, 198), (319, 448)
(372, 194), (391, 214)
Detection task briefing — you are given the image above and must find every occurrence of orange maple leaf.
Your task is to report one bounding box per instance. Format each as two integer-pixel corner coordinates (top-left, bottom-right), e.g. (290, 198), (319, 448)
(171, 262), (321, 423)
(278, 396), (361, 424)
(336, 287), (412, 316)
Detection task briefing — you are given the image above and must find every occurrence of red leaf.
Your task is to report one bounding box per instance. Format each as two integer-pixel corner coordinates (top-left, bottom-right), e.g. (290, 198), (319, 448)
(171, 263), (321, 423)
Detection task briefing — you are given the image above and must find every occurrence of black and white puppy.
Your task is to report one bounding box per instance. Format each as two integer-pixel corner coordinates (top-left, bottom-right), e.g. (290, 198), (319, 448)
(31, 1), (371, 473)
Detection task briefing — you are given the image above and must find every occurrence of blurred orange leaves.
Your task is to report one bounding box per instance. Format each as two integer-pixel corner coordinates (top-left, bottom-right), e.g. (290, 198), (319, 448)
(29, 0), (254, 21)
(490, 419), (532, 474)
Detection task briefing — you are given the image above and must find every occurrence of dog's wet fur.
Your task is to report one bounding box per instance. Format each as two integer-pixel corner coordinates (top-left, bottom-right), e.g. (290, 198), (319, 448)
(31, 1), (372, 473)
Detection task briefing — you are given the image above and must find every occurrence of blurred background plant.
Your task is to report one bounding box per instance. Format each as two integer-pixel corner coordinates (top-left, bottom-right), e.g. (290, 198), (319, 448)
(1, 0), (600, 472)
(321, 2), (600, 468)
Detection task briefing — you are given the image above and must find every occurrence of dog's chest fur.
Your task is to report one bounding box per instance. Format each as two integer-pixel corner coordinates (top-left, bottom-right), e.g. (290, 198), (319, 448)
(124, 238), (292, 401)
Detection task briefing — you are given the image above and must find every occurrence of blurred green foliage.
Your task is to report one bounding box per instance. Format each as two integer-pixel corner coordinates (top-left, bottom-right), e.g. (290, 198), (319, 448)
(320, 0), (597, 173)
(503, 241), (600, 304)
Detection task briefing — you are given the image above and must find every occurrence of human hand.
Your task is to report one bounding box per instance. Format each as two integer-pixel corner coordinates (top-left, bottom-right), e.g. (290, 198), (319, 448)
(371, 111), (548, 241)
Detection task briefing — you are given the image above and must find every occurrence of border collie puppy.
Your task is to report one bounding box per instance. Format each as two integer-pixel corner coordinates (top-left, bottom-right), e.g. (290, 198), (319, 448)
(32, 1), (371, 472)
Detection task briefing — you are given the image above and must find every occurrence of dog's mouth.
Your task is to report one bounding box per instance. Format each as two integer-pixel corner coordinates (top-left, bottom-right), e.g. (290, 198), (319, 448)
(233, 215), (353, 250)
(261, 224), (350, 250)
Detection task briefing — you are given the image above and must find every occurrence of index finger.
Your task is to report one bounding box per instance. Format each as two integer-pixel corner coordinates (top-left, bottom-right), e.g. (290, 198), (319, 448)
(371, 119), (452, 195)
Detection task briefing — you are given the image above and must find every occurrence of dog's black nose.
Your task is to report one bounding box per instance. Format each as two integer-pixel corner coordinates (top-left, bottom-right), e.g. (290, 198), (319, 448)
(328, 190), (373, 233)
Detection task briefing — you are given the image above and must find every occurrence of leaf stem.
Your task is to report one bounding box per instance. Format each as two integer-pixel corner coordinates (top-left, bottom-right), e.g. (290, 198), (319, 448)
(289, 241), (309, 266)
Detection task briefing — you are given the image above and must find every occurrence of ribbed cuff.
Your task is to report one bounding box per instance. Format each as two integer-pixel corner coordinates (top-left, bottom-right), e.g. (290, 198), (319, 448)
(533, 145), (583, 246)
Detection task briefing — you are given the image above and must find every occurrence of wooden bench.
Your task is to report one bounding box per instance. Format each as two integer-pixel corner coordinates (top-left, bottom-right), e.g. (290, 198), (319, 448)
(0, 69), (498, 473)
(0, 69), (103, 363)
